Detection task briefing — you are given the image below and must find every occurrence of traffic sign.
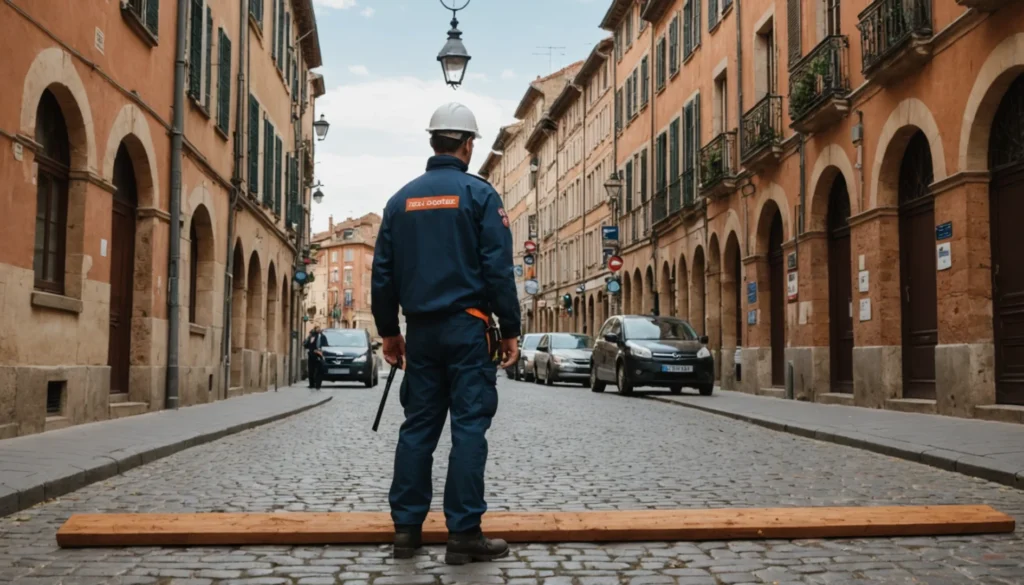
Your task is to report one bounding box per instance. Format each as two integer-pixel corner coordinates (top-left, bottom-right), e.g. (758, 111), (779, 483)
(524, 254), (535, 266)
(607, 279), (621, 294)
(524, 240), (537, 253)
(514, 265), (524, 277)
(524, 279), (539, 295)
(608, 255), (624, 272)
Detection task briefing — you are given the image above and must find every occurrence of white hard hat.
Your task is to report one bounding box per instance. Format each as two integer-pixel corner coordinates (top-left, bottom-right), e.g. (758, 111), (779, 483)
(426, 102), (482, 139)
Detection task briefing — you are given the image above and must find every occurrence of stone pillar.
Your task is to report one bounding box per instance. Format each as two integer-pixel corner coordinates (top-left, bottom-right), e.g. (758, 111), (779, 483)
(705, 270), (722, 381)
(849, 207), (902, 409)
(720, 260), (739, 391)
(786, 232), (831, 402)
(931, 173), (995, 418)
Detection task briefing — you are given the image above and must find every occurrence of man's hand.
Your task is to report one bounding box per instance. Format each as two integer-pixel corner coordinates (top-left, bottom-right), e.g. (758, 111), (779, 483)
(498, 337), (519, 369)
(382, 335), (406, 368)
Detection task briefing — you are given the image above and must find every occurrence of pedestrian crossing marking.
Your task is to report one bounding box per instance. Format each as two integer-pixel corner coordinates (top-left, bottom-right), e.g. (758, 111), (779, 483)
(56, 505), (1014, 548)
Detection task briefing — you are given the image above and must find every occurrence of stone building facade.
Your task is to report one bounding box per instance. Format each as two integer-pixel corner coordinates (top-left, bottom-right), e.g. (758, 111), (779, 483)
(493, 0), (1024, 423)
(306, 213), (381, 337)
(0, 0), (326, 438)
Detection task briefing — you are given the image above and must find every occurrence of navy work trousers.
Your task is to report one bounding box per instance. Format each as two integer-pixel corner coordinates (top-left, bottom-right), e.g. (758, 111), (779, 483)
(389, 310), (498, 534)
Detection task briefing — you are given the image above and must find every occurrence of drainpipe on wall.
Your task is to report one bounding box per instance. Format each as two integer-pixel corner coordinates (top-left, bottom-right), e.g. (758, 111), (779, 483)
(165, 0), (189, 410)
(736, 0), (748, 258)
(222, 0), (249, 399)
(649, 26), (659, 316)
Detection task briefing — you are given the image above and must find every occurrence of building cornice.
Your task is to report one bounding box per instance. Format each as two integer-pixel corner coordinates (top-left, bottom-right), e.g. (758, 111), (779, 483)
(600, 0), (633, 30)
(641, 0), (673, 23)
(291, 0), (323, 68)
(514, 85), (544, 120)
(572, 38), (614, 87)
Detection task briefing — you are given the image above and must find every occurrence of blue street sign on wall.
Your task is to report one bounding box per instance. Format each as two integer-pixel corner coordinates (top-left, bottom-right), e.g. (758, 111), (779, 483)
(747, 282), (757, 304)
(936, 222), (952, 241)
(602, 226), (619, 241)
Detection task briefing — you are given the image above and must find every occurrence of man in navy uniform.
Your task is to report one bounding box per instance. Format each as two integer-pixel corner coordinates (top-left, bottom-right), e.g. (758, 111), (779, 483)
(371, 102), (521, 565)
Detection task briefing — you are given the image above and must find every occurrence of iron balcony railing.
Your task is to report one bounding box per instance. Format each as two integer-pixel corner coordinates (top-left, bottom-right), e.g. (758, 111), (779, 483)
(668, 178), (682, 214)
(857, 0), (932, 73)
(682, 169), (697, 207)
(741, 95), (783, 162)
(652, 188), (669, 224)
(788, 35), (851, 123)
(699, 131), (738, 191)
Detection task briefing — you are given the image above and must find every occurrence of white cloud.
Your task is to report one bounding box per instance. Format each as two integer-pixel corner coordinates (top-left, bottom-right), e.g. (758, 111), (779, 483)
(348, 65), (370, 76)
(360, 6), (375, 17)
(500, 69), (516, 80)
(309, 76), (518, 231)
(466, 72), (489, 82)
(313, 0), (357, 8)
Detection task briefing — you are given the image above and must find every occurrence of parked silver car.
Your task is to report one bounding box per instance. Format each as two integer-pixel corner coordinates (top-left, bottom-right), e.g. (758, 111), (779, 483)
(505, 333), (544, 381)
(532, 333), (594, 386)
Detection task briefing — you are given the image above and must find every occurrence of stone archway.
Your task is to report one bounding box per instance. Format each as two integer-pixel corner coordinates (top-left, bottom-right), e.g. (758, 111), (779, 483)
(21, 48), (97, 172)
(229, 240), (246, 391)
(707, 234), (723, 380)
(659, 260), (674, 317)
(690, 246), (706, 335)
(644, 265), (656, 315)
(632, 268), (644, 314)
(266, 262), (279, 388)
(753, 197), (787, 389)
(677, 253), (689, 320)
(188, 204), (216, 327)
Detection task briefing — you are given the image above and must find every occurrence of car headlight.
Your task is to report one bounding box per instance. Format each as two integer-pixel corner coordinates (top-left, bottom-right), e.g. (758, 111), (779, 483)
(353, 355), (367, 363)
(551, 355), (564, 364)
(697, 347), (712, 359)
(627, 342), (652, 359)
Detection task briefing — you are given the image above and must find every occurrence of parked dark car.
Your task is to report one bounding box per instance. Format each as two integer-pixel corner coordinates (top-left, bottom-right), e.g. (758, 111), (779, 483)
(319, 328), (380, 387)
(533, 333), (594, 386)
(505, 333), (544, 381)
(590, 315), (713, 395)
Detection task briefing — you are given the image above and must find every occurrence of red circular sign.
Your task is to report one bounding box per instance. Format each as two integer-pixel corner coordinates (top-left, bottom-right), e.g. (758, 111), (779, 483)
(608, 255), (624, 272)
(524, 240), (537, 253)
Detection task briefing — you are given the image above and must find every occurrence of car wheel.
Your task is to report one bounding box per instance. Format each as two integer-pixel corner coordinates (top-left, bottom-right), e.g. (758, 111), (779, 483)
(670, 385), (682, 395)
(365, 371), (375, 388)
(513, 365), (521, 381)
(699, 384), (714, 396)
(616, 363), (634, 395)
(590, 368), (606, 393)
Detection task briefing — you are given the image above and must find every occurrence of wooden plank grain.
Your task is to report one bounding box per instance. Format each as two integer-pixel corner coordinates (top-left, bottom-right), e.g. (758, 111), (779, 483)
(55, 505), (1016, 548)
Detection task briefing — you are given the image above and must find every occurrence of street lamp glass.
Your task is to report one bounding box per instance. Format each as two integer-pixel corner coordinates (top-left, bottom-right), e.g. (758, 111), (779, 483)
(313, 114), (330, 140)
(604, 174), (623, 202)
(437, 20), (471, 88)
(313, 188), (324, 204)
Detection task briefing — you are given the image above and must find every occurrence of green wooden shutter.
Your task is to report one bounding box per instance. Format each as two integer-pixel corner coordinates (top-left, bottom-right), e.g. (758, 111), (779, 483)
(284, 155), (291, 219)
(615, 89), (622, 132)
(270, 0), (277, 61)
(641, 56), (649, 107)
(263, 120), (274, 207)
(694, 0), (701, 47)
(625, 160), (633, 211)
(683, 3), (692, 57)
(145, 0), (159, 36)
(248, 95), (259, 193)
(631, 70), (638, 115)
(188, 0), (202, 99)
(217, 30), (231, 133)
(274, 135), (283, 215)
(709, 0), (718, 29)
(285, 13), (291, 83)
(788, 0), (802, 65)
(669, 17), (679, 74)
(694, 93), (702, 191)
(640, 149), (648, 203)
(276, 0), (285, 71)
(205, 7), (212, 108)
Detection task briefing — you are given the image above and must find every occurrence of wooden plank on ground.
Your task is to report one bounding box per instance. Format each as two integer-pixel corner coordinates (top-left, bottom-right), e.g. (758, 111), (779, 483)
(56, 505), (1015, 548)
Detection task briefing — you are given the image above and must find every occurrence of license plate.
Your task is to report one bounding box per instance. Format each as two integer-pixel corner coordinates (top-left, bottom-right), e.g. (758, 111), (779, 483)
(662, 365), (693, 373)
(329, 368), (349, 375)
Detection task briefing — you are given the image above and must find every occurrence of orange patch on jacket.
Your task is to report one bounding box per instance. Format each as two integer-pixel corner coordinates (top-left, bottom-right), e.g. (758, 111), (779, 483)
(405, 196), (460, 211)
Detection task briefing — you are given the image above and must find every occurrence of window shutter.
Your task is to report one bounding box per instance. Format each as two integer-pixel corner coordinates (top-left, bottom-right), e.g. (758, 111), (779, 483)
(694, 93), (702, 186)
(284, 154), (291, 220)
(263, 120), (273, 207)
(641, 56), (649, 106)
(631, 69), (639, 115)
(640, 149), (648, 203)
(204, 7), (212, 108)
(276, 0), (285, 71)
(788, 0), (801, 65)
(248, 95), (259, 193)
(709, 0), (718, 29)
(669, 120), (680, 181)
(271, 0), (277, 61)
(656, 38), (665, 88)
(217, 30), (231, 133)
(683, 3), (692, 57)
(615, 89), (622, 132)
(188, 0), (202, 99)
(669, 17), (679, 74)
(145, 0), (159, 36)
(285, 13), (291, 83)
(275, 135), (283, 214)
(625, 161), (633, 211)
(625, 79), (632, 120)
(694, 0), (701, 47)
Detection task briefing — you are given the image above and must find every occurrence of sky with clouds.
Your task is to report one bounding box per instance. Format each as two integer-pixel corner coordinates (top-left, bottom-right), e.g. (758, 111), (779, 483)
(308, 0), (610, 232)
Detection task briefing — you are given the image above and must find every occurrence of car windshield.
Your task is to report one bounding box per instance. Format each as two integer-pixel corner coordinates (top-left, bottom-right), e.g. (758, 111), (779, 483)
(551, 334), (594, 349)
(522, 335), (542, 350)
(622, 317), (698, 341)
(323, 330), (367, 348)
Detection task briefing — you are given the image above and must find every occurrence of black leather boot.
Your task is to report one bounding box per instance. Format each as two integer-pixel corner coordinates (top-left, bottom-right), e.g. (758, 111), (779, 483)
(392, 525), (422, 559)
(444, 529), (509, 565)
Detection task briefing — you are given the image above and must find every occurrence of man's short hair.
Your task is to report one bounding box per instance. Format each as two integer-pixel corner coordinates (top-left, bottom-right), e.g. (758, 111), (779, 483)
(430, 131), (473, 154)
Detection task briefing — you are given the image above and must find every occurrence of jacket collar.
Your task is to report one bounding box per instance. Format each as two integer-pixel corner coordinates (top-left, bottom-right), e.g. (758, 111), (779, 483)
(426, 154), (469, 172)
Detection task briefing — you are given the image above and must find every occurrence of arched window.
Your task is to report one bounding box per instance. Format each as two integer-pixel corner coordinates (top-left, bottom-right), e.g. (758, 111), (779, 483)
(34, 89), (70, 293)
(190, 220), (199, 324)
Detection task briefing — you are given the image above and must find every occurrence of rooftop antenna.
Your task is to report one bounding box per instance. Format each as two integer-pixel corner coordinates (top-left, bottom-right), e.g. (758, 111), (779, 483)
(534, 45), (566, 74)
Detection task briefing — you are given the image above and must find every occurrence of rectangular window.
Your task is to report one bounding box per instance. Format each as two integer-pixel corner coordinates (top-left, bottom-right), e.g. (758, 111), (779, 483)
(344, 289), (353, 306)
(625, 11), (633, 46)
(285, 12), (292, 84)
(631, 69), (639, 116)
(684, 3), (693, 57)
(276, 0), (285, 71)
(656, 132), (667, 192)
(188, 0), (203, 100)
(248, 95), (259, 194)
(217, 29), (232, 134)
(249, 0), (262, 27)
(656, 37), (667, 89)
(124, 0), (161, 39)
(344, 268), (353, 285)
(34, 165), (68, 293)
(639, 149), (648, 203)
(624, 81), (632, 123)
(624, 161), (633, 211)
(640, 56), (649, 107)
(669, 118), (681, 209)
(615, 28), (623, 61)
(345, 249), (354, 261)
(263, 119), (274, 207)
(331, 251), (338, 262)
(669, 16), (680, 75)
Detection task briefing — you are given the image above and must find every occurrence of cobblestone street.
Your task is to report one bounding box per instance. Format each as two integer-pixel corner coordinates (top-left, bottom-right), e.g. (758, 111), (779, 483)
(2, 375), (1023, 585)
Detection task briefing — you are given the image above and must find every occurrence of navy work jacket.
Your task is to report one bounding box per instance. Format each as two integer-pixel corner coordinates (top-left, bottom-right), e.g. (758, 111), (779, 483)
(371, 155), (521, 340)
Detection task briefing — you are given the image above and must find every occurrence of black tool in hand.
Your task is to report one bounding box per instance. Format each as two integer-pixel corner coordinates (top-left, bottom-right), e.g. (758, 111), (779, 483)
(372, 358), (403, 432)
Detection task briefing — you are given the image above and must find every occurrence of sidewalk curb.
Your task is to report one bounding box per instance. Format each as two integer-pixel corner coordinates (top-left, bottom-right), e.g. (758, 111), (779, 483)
(647, 395), (1024, 491)
(0, 394), (333, 518)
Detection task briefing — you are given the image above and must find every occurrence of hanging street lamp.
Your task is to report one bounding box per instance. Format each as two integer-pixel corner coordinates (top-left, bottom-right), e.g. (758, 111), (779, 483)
(313, 114), (330, 141)
(437, 0), (472, 89)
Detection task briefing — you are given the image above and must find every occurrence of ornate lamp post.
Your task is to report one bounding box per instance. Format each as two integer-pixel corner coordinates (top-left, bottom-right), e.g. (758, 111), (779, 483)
(603, 172), (624, 315)
(313, 115), (330, 141)
(437, 0), (472, 89)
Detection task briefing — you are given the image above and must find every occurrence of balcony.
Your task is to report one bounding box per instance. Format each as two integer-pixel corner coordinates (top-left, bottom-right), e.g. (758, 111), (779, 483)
(858, 0), (933, 85)
(622, 201), (652, 246)
(740, 95), (784, 171)
(652, 188), (669, 225)
(956, 0), (1012, 10)
(699, 131), (739, 199)
(789, 36), (851, 134)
